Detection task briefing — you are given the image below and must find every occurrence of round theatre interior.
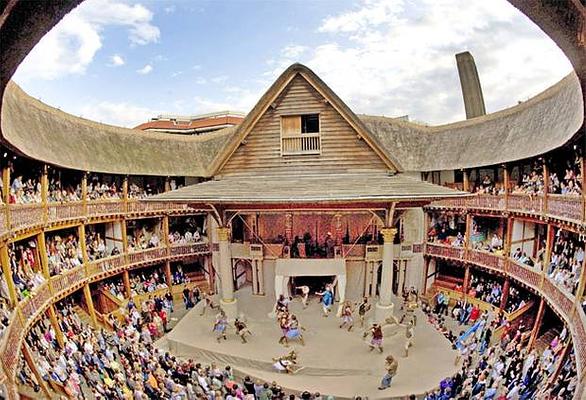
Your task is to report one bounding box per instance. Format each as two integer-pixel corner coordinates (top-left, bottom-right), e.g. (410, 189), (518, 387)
(0, 1), (584, 399)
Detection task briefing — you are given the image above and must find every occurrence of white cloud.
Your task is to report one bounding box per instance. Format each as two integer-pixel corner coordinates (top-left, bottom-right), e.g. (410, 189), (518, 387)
(109, 54), (125, 66)
(281, 45), (307, 59)
(15, 0), (159, 82)
(195, 77), (207, 85)
(137, 64), (153, 74)
(193, 86), (260, 114)
(210, 75), (229, 84)
(164, 5), (176, 14)
(80, 101), (156, 127)
(270, 0), (572, 124)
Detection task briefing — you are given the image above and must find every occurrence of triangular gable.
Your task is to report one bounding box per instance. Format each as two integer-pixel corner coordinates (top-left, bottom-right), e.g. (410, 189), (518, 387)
(209, 63), (404, 175)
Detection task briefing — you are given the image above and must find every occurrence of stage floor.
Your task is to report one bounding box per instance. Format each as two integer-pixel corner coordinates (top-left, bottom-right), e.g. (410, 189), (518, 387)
(158, 286), (457, 399)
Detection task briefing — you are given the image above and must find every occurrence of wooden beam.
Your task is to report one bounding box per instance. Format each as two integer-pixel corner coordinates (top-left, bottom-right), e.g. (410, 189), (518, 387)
(0, 245), (17, 306)
(122, 270), (131, 298)
(22, 342), (52, 399)
(47, 305), (64, 348)
(527, 297), (545, 350)
(83, 283), (98, 328)
(37, 232), (50, 279)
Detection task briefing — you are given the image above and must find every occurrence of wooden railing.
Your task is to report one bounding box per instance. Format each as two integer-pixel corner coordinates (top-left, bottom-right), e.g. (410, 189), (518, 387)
(428, 193), (584, 224)
(281, 133), (321, 155)
(425, 243), (465, 261)
(0, 199), (198, 239)
(0, 243), (211, 388)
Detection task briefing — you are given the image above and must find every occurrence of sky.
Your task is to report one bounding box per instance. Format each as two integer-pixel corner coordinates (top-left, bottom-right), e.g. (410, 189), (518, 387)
(13, 0), (573, 128)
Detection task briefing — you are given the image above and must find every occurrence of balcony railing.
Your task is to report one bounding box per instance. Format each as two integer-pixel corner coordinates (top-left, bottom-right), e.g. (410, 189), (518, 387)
(426, 243), (465, 260)
(467, 249), (506, 272)
(508, 260), (541, 291)
(281, 133), (321, 155)
(0, 199), (199, 239)
(428, 193), (584, 224)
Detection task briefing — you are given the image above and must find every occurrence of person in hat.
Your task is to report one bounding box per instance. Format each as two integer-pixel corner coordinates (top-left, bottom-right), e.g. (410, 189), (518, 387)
(378, 354), (398, 390)
(367, 323), (384, 353)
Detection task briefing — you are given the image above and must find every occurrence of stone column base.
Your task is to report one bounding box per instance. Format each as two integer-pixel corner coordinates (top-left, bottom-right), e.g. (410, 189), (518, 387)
(374, 302), (395, 324)
(220, 298), (239, 322)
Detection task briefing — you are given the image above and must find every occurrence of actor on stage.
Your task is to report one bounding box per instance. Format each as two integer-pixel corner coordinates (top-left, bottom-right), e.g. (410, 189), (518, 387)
(234, 318), (252, 343)
(367, 323), (384, 353)
(296, 285), (310, 309)
(213, 310), (228, 342)
(316, 284), (333, 317)
(200, 291), (217, 316)
(378, 355), (399, 390)
(358, 297), (371, 328)
(339, 301), (354, 331)
(286, 314), (305, 346)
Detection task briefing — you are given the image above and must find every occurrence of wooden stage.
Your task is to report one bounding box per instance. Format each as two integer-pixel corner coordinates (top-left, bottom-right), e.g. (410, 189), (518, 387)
(158, 286), (458, 399)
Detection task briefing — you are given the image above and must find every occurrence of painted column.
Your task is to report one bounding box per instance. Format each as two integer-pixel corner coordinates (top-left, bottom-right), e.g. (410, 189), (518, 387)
(217, 226), (238, 319)
(164, 261), (172, 292)
(374, 227), (397, 323)
(41, 165), (48, 223)
(462, 265), (470, 295)
(499, 278), (510, 310)
(122, 270), (131, 298)
(251, 259), (259, 295)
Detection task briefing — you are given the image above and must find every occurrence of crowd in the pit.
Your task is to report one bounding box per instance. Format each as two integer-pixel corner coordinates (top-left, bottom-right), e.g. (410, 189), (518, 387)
(547, 229), (584, 295)
(425, 294), (578, 399)
(8, 241), (46, 299)
(46, 233), (83, 276)
(21, 294), (328, 400)
(130, 268), (168, 296)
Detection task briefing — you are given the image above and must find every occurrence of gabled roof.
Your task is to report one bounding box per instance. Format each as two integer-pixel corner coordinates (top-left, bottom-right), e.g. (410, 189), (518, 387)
(209, 63), (404, 174)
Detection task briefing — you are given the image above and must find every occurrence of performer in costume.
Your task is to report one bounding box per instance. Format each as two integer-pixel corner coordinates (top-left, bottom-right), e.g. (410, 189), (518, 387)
(404, 321), (414, 357)
(213, 310), (228, 342)
(296, 285), (310, 309)
(316, 284), (334, 317)
(358, 297), (371, 328)
(234, 318), (252, 343)
(378, 355), (399, 390)
(367, 323), (384, 353)
(285, 314), (305, 346)
(272, 350), (302, 374)
(200, 291), (217, 316)
(278, 313), (290, 346)
(339, 301), (354, 331)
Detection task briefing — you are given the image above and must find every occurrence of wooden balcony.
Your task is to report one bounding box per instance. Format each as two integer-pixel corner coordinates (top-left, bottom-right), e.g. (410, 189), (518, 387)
(281, 133), (321, 155)
(425, 242), (465, 261)
(428, 193), (584, 225)
(466, 249), (506, 273)
(508, 260), (541, 291)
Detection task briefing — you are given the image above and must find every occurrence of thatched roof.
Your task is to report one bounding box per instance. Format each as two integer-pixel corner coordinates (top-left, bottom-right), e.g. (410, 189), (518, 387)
(0, 65), (582, 176)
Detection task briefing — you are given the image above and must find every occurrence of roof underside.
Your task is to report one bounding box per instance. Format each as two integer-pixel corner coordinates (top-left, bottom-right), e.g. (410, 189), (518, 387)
(151, 173), (468, 203)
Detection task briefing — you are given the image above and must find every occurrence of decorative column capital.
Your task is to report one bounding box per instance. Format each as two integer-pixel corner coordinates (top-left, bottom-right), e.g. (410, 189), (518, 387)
(216, 227), (231, 242)
(380, 227), (397, 243)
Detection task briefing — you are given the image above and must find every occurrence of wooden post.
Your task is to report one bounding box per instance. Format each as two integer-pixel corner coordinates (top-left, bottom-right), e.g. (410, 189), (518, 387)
(527, 297), (545, 350)
(122, 270), (131, 298)
(83, 283), (98, 327)
(41, 165), (48, 223)
(544, 224), (555, 275)
(503, 164), (509, 207)
(47, 305), (65, 348)
(81, 172), (88, 215)
(78, 224), (89, 264)
(22, 342), (53, 399)
(2, 166), (11, 229)
(37, 232), (50, 279)
(464, 213), (473, 250)
(164, 177), (171, 193)
(1, 166), (9, 204)
(462, 265), (470, 295)
(463, 169), (470, 192)
(121, 219), (128, 253)
(500, 278), (510, 310)
(422, 257), (430, 294)
(164, 261), (172, 290)
(505, 216), (514, 259)
(0, 245), (18, 306)
(163, 215), (170, 249)
(549, 343), (571, 384)
(581, 156), (585, 222)
(542, 159), (549, 215)
(122, 176), (128, 213)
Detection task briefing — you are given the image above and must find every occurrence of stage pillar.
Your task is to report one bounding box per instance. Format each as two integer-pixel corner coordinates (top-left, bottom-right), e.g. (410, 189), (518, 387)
(374, 227), (397, 323)
(217, 227), (238, 319)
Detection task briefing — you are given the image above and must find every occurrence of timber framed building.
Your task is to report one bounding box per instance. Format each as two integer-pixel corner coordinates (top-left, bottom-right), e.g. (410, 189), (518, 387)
(0, 1), (584, 399)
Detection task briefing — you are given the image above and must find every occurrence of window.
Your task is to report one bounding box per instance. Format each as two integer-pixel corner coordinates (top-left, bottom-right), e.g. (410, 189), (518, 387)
(281, 114), (321, 155)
